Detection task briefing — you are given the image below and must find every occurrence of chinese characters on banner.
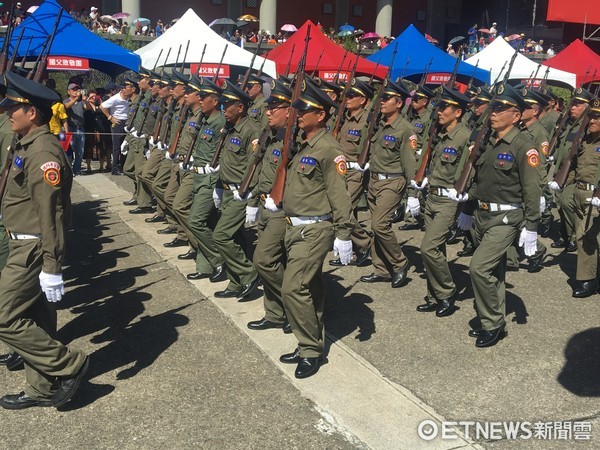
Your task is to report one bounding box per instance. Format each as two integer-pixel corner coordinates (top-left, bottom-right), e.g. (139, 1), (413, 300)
(319, 71), (351, 82)
(189, 63), (231, 78)
(426, 73), (451, 84)
(47, 57), (90, 71)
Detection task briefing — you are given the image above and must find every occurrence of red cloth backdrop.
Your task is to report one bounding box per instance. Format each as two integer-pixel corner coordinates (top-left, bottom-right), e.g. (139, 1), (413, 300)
(547, 0), (600, 25)
(542, 39), (600, 86)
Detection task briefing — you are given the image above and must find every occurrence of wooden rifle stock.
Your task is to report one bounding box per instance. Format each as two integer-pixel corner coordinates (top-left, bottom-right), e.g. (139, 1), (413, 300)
(26, 35), (50, 80)
(332, 54), (360, 139)
(238, 128), (272, 198)
(0, 4), (16, 75)
(31, 8), (63, 82)
(19, 37), (32, 69)
(6, 27), (25, 73)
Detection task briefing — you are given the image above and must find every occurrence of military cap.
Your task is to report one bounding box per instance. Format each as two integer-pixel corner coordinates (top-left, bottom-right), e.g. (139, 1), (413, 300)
(437, 85), (471, 110)
(474, 86), (493, 103)
(292, 76), (337, 111)
(348, 78), (374, 99)
(171, 70), (189, 86)
(520, 87), (549, 108)
(246, 73), (263, 85)
(542, 87), (558, 102)
(381, 79), (411, 99)
(186, 74), (205, 93)
(589, 98), (600, 115)
(149, 70), (162, 85)
(156, 74), (171, 88)
(572, 87), (593, 104)
(196, 77), (222, 96)
(465, 85), (479, 99)
(491, 83), (528, 111)
(0, 71), (59, 110)
(139, 67), (152, 78)
(124, 76), (138, 88)
(413, 84), (435, 99)
(220, 80), (252, 105)
(277, 74), (292, 88)
(266, 78), (292, 104)
(317, 78), (344, 95)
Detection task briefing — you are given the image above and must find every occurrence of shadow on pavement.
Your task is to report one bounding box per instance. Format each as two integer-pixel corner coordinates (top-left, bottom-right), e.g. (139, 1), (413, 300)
(557, 327), (600, 397)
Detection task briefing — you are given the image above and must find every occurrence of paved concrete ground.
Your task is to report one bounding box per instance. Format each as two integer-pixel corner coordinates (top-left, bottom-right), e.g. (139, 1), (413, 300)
(0, 169), (597, 449)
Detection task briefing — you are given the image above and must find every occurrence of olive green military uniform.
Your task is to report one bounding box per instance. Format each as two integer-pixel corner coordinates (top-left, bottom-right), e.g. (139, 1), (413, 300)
(0, 113), (13, 271)
(572, 132), (600, 281)
(123, 90), (152, 198)
(469, 127), (540, 331)
(139, 98), (169, 196)
(539, 109), (559, 136)
(251, 128), (287, 323)
(337, 108), (371, 253)
(187, 110), (226, 274)
(367, 114), (417, 278)
(282, 128), (352, 357)
(0, 125), (86, 400)
(134, 93), (160, 207)
(421, 122), (470, 300)
(215, 116), (260, 291)
(248, 94), (268, 130)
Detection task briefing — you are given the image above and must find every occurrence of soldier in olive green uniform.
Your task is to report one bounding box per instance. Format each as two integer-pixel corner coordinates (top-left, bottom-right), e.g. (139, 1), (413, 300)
(329, 78), (373, 267)
(245, 74), (268, 130)
(359, 80), (416, 288)
(272, 77), (353, 379)
(0, 106), (12, 271)
(451, 84), (541, 348)
(570, 100), (600, 298)
(539, 89), (560, 136)
(212, 81), (260, 299)
(413, 87), (471, 317)
(317, 78), (342, 132)
(0, 73), (88, 409)
(182, 77), (227, 282)
(247, 79), (294, 333)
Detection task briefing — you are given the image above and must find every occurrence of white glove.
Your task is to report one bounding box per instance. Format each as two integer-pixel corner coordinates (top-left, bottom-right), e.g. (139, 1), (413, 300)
(518, 228), (538, 257)
(347, 162), (369, 172)
(245, 206), (259, 225)
(39, 272), (64, 302)
(547, 155), (555, 163)
(407, 196), (421, 216)
(539, 197), (546, 214)
(233, 190), (253, 202)
(124, 125), (131, 133)
(415, 148), (423, 156)
(165, 151), (178, 161)
(156, 141), (165, 151)
(213, 188), (223, 209)
(144, 149), (150, 160)
(120, 139), (129, 155)
(548, 181), (561, 191)
(448, 188), (469, 202)
(410, 177), (428, 190)
(590, 197), (600, 208)
(179, 162), (192, 172)
(457, 213), (473, 231)
(204, 163), (219, 174)
(131, 130), (139, 138)
(149, 136), (156, 147)
(264, 194), (280, 212)
(333, 238), (353, 265)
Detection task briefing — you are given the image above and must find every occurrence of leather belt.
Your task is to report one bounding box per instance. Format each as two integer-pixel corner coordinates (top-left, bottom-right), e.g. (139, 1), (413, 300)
(478, 201), (522, 212)
(576, 182), (596, 191)
(286, 214), (332, 226)
(8, 231), (41, 240)
(372, 172), (404, 180)
(192, 166), (210, 174)
(431, 187), (451, 197)
(221, 182), (240, 190)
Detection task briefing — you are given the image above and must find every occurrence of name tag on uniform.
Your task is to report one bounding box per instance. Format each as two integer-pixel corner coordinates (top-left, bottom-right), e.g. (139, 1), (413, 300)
(299, 156), (317, 166)
(189, 122), (196, 128)
(129, 108), (135, 113)
(141, 102), (147, 108)
(230, 137), (241, 146)
(442, 147), (457, 159)
(14, 155), (23, 169)
(174, 116), (180, 121)
(497, 153), (514, 162)
(251, 108), (259, 113)
(596, 147), (600, 153)
(384, 135), (396, 142)
(152, 105), (158, 111)
(348, 129), (360, 136)
(415, 122), (423, 129)
(272, 149), (281, 162)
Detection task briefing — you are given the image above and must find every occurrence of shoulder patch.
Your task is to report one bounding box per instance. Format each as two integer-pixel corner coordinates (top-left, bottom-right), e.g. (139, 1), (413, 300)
(41, 161), (61, 186)
(334, 155), (347, 175)
(541, 141), (549, 155)
(409, 134), (418, 150)
(526, 149), (539, 167)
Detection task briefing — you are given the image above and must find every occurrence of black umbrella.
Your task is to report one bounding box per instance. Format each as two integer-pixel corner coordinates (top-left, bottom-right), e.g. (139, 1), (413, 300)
(448, 36), (466, 45)
(237, 20), (250, 28)
(210, 18), (237, 27)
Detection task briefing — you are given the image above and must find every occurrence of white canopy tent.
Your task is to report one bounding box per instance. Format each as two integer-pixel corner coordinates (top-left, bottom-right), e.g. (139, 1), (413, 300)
(135, 9), (277, 78)
(465, 37), (577, 88)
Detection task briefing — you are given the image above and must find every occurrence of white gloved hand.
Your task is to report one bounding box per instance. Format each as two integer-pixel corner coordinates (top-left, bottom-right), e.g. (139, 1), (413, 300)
(233, 190), (253, 202)
(347, 162), (369, 172)
(179, 162), (192, 172)
(156, 141), (165, 151)
(213, 188), (223, 209)
(410, 177), (428, 190)
(333, 238), (353, 265)
(590, 197), (600, 208)
(457, 213), (473, 231)
(264, 195), (280, 212)
(547, 155), (555, 163)
(124, 125), (131, 133)
(165, 152), (178, 161)
(448, 188), (469, 202)
(144, 149), (150, 160)
(149, 136), (156, 147)
(245, 206), (259, 225)
(539, 197), (546, 213)
(39, 272), (65, 302)
(204, 163), (219, 174)
(518, 228), (538, 257)
(131, 130), (139, 138)
(415, 148), (423, 156)
(120, 139), (129, 155)
(548, 181), (561, 191)
(407, 196), (421, 216)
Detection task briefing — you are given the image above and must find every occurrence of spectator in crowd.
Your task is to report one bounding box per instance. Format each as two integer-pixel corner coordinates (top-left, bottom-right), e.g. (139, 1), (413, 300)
(107, 20), (119, 34)
(14, 2), (24, 19)
(534, 40), (544, 53)
(547, 44), (555, 56)
(89, 6), (100, 30)
(447, 44), (456, 55)
(64, 82), (93, 176)
(45, 79), (69, 139)
(94, 83), (118, 172)
(490, 22), (498, 39)
(155, 20), (164, 37)
(468, 23), (478, 53)
(83, 89), (97, 174)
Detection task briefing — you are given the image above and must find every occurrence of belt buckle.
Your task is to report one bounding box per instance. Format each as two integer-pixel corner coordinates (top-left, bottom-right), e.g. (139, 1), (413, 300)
(222, 183), (229, 190)
(286, 217), (292, 225)
(480, 202), (489, 211)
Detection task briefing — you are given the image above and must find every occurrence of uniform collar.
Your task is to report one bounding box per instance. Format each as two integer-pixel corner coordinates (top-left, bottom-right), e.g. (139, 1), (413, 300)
(346, 108), (366, 123)
(384, 114), (405, 130)
(205, 110), (222, 125)
(233, 115), (251, 133)
(495, 126), (519, 145)
(17, 125), (51, 148)
(304, 128), (328, 148)
(441, 122), (464, 140)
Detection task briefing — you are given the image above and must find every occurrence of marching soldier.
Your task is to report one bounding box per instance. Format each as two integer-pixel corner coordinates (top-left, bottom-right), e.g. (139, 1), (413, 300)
(359, 80), (417, 288)
(316, 78), (343, 132)
(450, 84), (541, 348)
(0, 72), (88, 409)
(413, 86), (471, 316)
(539, 89), (560, 136)
(212, 81), (260, 299)
(247, 79), (294, 333)
(569, 99), (600, 298)
(329, 78), (373, 267)
(274, 77), (352, 378)
(245, 74), (268, 130)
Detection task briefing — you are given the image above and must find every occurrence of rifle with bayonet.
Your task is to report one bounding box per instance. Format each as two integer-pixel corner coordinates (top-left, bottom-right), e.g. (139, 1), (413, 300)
(454, 47), (519, 194)
(284, 44), (295, 77)
(413, 50), (462, 185)
(310, 49), (324, 77)
(0, 4), (15, 75)
(6, 27), (24, 73)
(19, 37), (32, 69)
(356, 40), (399, 169)
(29, 7), (63, 82)
(333, 48), (349, 85)
(332, 53), (361, 139)
(269, 24), (312, 204)
(405, 58), (433, 120)
(151, 45), (182, 146)
(238, 42), (261, 90)
(125, 48), (163, 131)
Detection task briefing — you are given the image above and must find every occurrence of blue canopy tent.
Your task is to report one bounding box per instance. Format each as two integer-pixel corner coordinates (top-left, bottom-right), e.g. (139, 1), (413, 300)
(368, 25), (490, 85)
(0, 0), (139, 77)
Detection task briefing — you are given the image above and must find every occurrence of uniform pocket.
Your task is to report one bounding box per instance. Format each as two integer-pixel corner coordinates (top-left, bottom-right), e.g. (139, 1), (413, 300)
(493, 152), (515, 172)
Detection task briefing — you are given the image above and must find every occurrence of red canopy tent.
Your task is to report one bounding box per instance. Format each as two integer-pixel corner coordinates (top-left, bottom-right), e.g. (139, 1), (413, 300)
(542, 39), (600, 86)
(266, 20), (388, 81)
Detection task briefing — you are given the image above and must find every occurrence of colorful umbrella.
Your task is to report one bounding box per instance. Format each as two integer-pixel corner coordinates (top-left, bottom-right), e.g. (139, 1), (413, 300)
(27, 6), (38, 14)
(100, 15), (114, 23)
(112, 12), (130, 19)
(132, 18), (150, 26)
(478, 28), (491, 34)
(448, 36), (466, 45)
(339, 23), (355, 33)
(425, 33), (439, 44)
(507, 34), (522, 41)
(361, 32), (380, 40)
(338, 30), (353, 37)
(237, 14), (258, 22)
(281, 24), (298, 32)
